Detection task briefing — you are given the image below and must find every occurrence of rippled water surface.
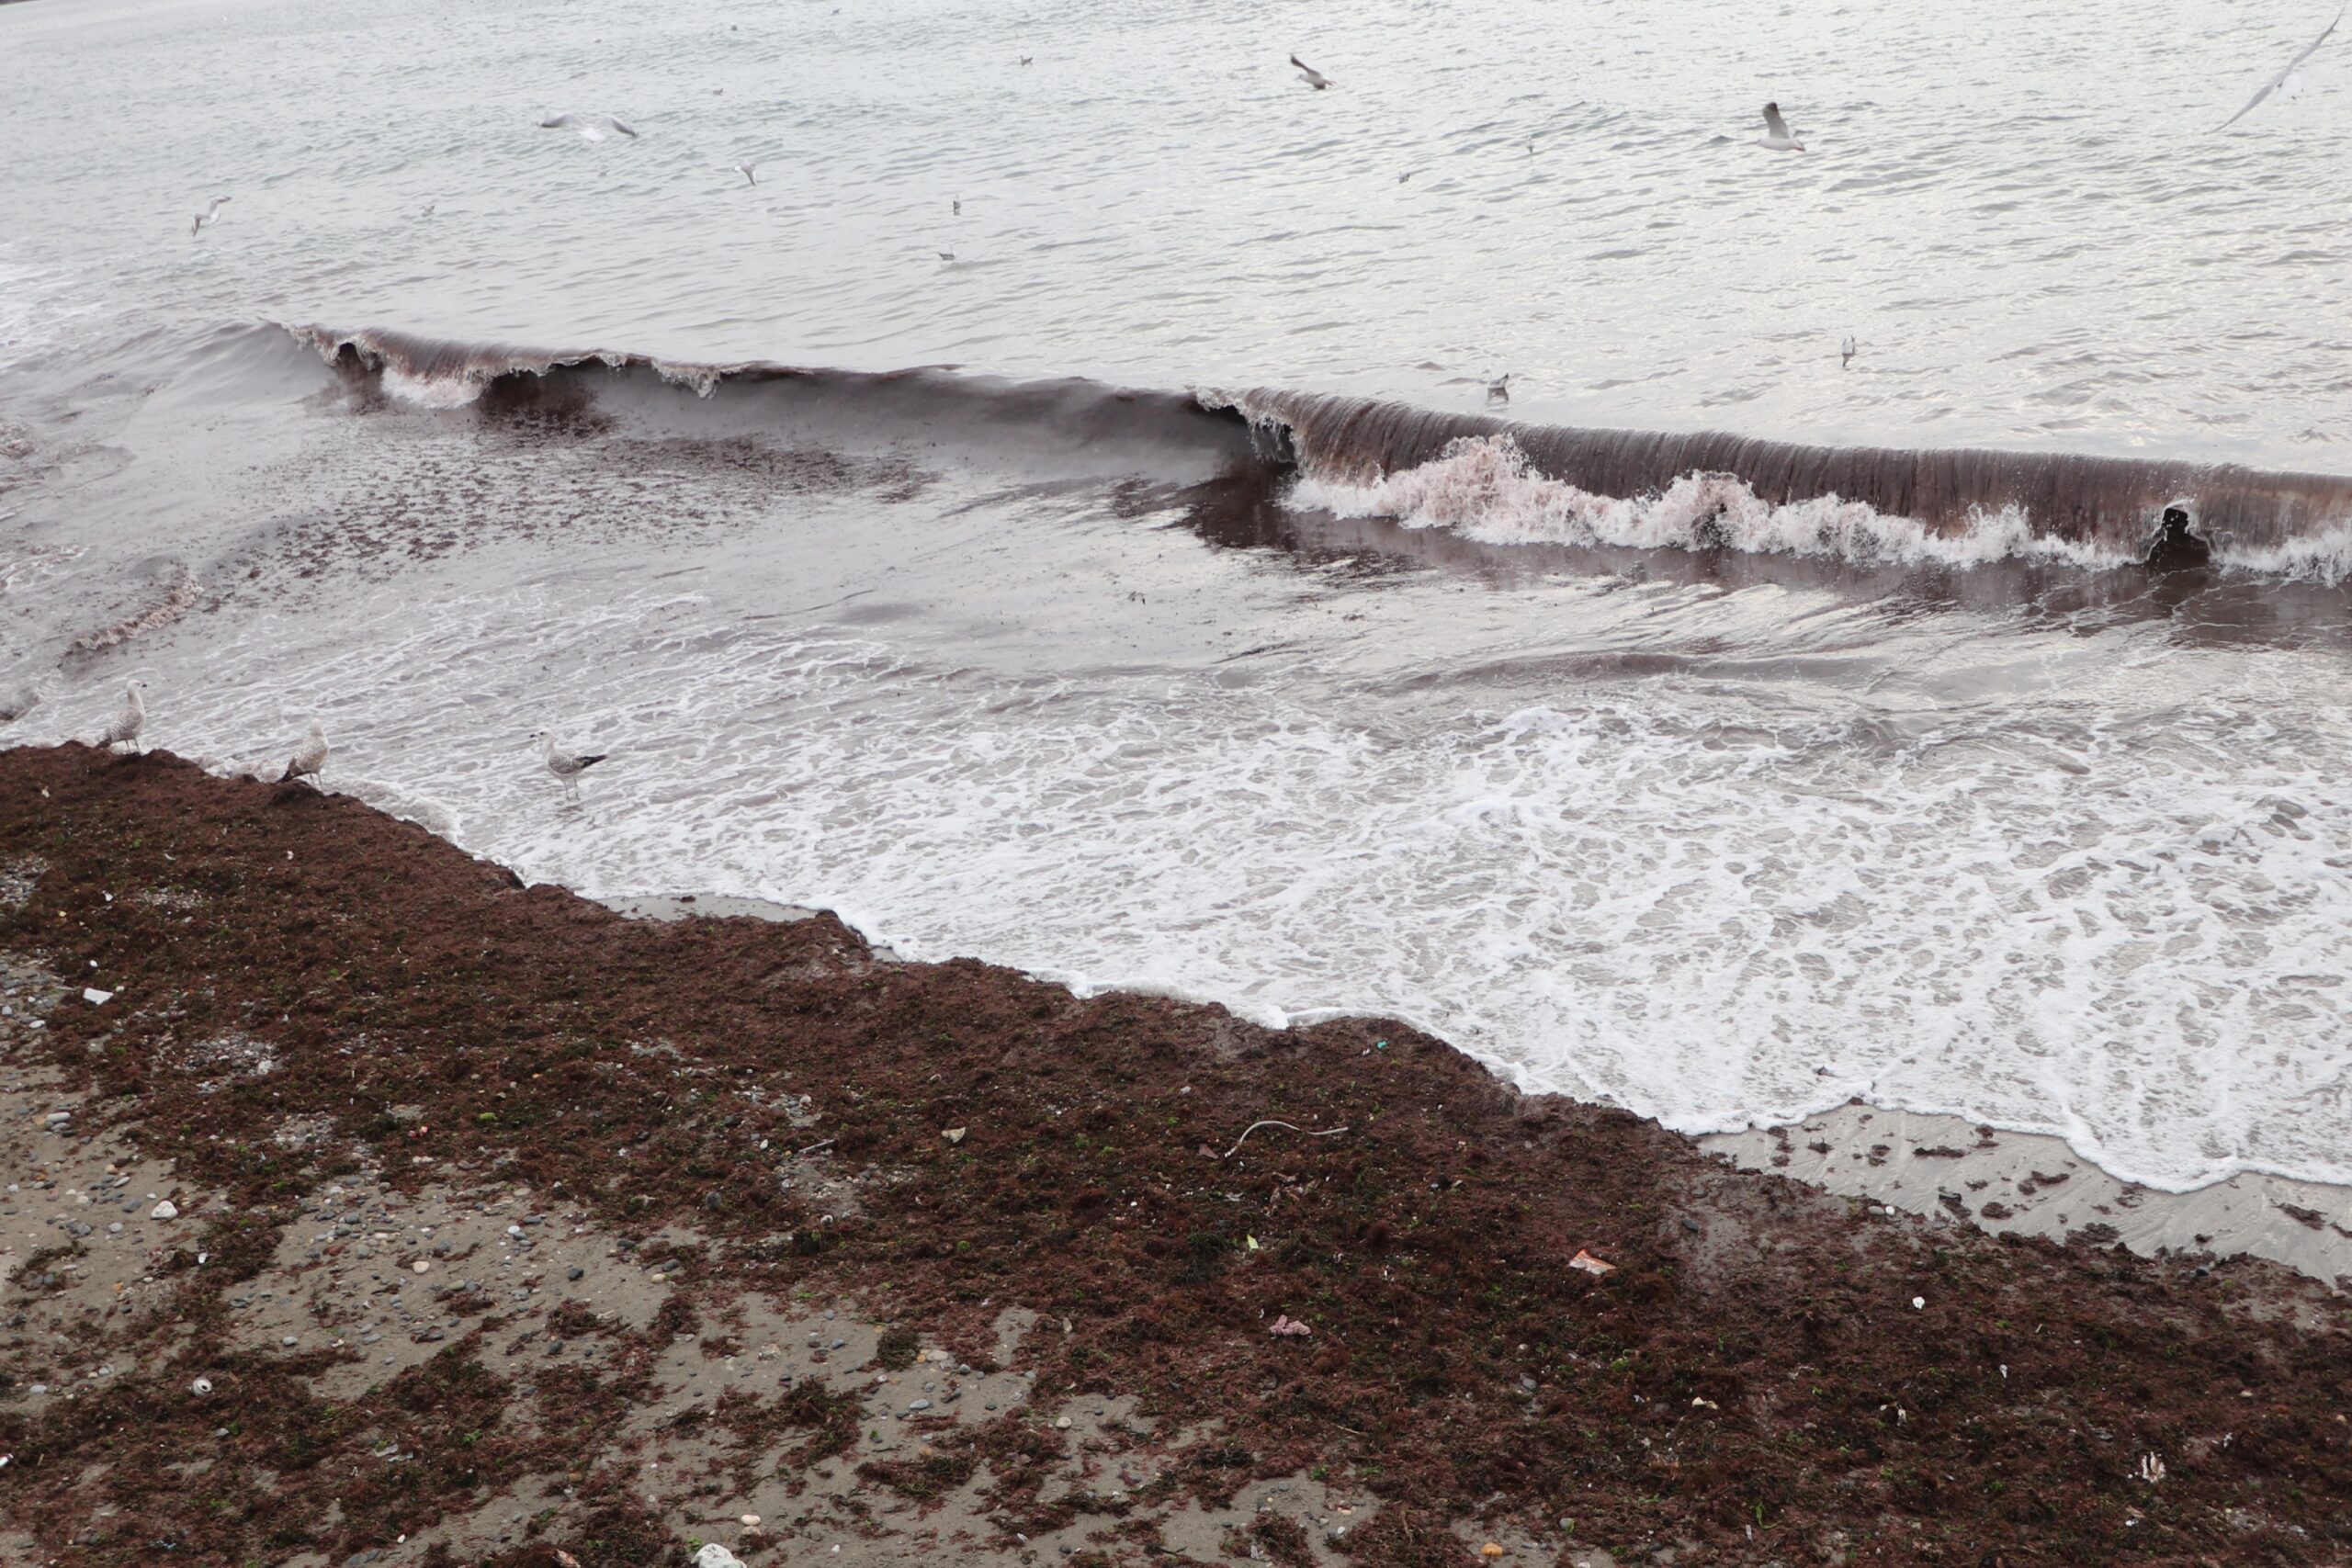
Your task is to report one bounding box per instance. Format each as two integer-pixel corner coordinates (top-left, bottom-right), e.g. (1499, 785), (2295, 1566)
(5, 0), (2352, 462)
(6, 0), (2352, 1194)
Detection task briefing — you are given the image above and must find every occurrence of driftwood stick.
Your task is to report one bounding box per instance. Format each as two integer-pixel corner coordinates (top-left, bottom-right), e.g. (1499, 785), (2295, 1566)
(1222, 1120), (1350, 1160)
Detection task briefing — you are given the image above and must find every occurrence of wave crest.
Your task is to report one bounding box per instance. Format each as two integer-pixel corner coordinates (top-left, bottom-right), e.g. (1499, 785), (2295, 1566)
(1295, 433), (2142, 570)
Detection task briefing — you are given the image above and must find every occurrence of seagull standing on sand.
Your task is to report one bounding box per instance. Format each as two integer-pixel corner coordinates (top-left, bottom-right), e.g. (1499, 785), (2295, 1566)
(1758, 102), (1805, 152)
(279, 720), (329, 788)
(191, 197), (230, 237)
(98, 682), (147, 753)
(540, 113), (639, 141)
(533, 729), (607, 803)
(2216, 8), (2342, 130)
(1290, 54), (1332, 89)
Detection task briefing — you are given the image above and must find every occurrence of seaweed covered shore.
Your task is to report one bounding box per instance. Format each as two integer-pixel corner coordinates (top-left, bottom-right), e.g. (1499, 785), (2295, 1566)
(0, 743), (2347, 1568)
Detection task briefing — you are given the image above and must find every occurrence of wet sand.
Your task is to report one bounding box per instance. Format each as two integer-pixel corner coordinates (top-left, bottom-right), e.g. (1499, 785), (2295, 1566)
(1702, 1108), (2352, 1289)
(5, 743), (2351, 1568)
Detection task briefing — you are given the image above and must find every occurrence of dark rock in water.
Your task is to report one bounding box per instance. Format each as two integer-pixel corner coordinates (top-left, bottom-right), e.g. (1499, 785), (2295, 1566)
(2144, 505), (2212, 570)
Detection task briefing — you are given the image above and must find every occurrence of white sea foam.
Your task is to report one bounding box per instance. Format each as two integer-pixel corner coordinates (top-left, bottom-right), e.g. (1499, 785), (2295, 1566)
(378, 365), (486, 410)
(1291, 434), (2135, 571)
(2216, 518), (2352, 587)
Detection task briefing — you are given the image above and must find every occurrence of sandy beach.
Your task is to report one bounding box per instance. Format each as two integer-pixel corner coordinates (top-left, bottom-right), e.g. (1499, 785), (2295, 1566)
(3, 742), (2350, 1568)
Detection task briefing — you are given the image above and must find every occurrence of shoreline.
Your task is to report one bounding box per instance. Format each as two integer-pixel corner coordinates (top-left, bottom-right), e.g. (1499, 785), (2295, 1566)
(1702, 1108), (2352, 1289)
(5, 743), (2351, 1567)
(596, 892), (2352, 1286)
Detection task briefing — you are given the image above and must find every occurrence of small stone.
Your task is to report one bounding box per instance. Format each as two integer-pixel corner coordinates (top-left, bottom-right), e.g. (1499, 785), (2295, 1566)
(567, 1267), (583, 1281)
(1055, 1416), (1072, 1429)
(909, 1399), (930, 1411)
(1911, 1296), (1926, 1310)
(412, 1260), (430, 1274)
(739, 1514), (762, 1528)
(152, 1201), (178, 1220)
(281, 1336), (299, 1347)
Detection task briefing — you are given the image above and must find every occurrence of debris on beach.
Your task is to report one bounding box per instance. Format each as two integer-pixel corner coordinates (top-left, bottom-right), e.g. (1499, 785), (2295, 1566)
(1569, 1248), (1616, 1276)
(1269, 1314), (1313, 1337)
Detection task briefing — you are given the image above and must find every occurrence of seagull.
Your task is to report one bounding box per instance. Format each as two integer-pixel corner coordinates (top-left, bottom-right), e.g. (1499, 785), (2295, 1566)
(2216, 8), (2342, 130)
(540, 113), (639, 141)
(1290, 54), (1332, 90)
(97, 682), (146, 753)
(420, 202), (436, 218)
(1398, 171), (1414, 183)
(952, 197), (961, 215)
(1758, 101), (1805, 152)
(1485, 373), (1512, 405)
(938, 250), (956, 262)
(1019, 55), (1033, 65)
(279, 720), (329, 788)
(191, 197), (230, 237)
(1840, 335), (1858, 368)
(532, 730), (607, 803)
(733, 163), (758, 186)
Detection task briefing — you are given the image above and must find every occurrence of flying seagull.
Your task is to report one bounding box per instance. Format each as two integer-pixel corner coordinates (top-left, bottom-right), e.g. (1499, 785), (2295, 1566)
(1291, 54), (1332, 90)
(2216, 8), (2342, 130)
(540, 113), (639, 141)
(533, 729), (607, 803)
(733, 163), (758, 186)
(1758, 102), (1804, 152)
(1840, 335), (1858, 368)
(191, 197), (230, 237)
(98, 682), (147, 753)
(279, 719), (328, 788)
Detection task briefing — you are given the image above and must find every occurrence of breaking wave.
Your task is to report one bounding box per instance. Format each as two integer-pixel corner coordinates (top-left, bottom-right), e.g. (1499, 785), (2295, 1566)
(1210, 387), (2352, 576)
(282, 324), (2352, 581)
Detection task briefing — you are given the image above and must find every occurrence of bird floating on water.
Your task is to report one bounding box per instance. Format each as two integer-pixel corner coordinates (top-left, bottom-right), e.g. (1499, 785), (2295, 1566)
(1019, 55), (1033, 66)
(191, 197), (230, 237)
(420, 202), (436, 218)
(1290, 54), (1331, 90)
(540, 113), (639, 141)
(279, 720), (328, 788)
(2216, 7), (2342, 130)
(1485, 373), (1512, 404)
(733, 163), (758, 186)
(533, 730), (607, 803)
(1758, 102), (1804, 152)
(1840, 335), (1858, 368)
(98, 682), (147, 753)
